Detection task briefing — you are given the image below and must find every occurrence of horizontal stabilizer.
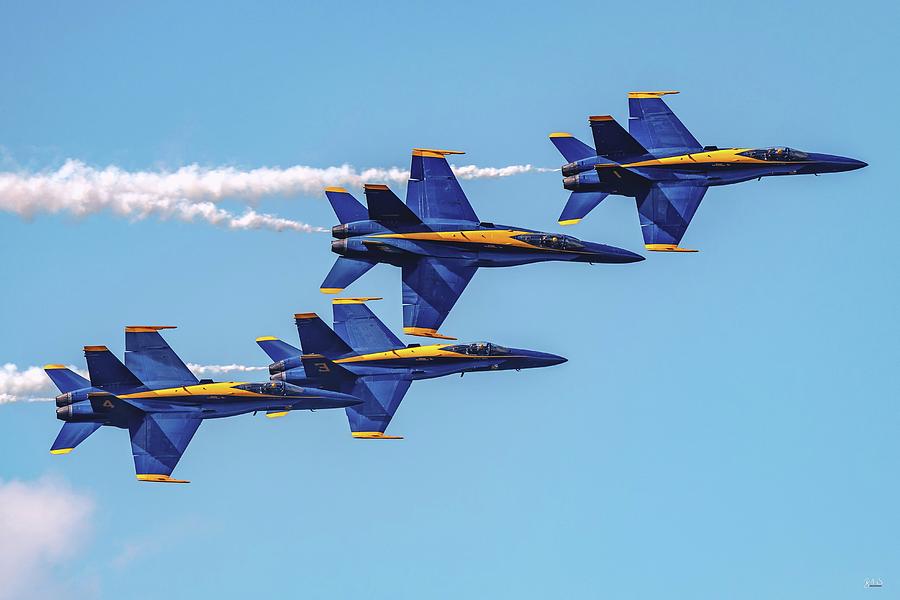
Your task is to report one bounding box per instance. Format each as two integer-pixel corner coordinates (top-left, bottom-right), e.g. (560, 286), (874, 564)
(325, 187), (368, 224)
(364, 184), (421, 223)
(588, 115), (647, 159)
(255, 337), (301, 362)
(44, 365), (90, 393)
(50, 422), (102, 454)
(320, 257), (377, 294)
(558, 191), (609, 225)
(549, 132), (596, 162)
(294, 313), (353, 358)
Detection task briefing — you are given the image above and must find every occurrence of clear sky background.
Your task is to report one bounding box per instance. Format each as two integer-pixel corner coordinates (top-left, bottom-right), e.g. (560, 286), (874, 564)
(0, 1), (897, 598)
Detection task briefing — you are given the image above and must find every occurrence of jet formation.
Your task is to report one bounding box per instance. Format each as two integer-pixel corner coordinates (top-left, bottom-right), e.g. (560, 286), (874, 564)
(551, 91), (866, 251)
(256, 297), (566, 439)
(42, 91), (865, 482)
(45, 326), (361, 482)
(322, 148), (644, 340)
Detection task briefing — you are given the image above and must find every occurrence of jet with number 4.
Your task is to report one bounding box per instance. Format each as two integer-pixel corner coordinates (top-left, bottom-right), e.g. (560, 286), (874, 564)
(322, 148), (644, 340)
(44, 326), (361, 483)
(551, 91), (867, 251)
(256, 297), (566, 439)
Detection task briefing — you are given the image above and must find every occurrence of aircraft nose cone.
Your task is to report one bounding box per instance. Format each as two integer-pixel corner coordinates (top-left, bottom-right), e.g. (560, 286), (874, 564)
(845, 158), (867, 171)
(541, 352), (568, 367)
(582, 242), (645, 264)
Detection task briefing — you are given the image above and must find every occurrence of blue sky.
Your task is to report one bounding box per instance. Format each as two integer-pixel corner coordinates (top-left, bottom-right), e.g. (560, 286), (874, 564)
(0, 1), (897, 598)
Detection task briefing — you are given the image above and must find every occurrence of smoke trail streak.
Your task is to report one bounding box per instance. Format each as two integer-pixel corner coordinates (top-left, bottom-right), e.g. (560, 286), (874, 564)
(0, 159), (551, 232)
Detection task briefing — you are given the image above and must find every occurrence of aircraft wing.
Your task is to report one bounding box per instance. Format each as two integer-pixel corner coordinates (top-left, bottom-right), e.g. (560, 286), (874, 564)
(129, 411), (202, 483)
(636, 183), (708, 251)
(628, 91), (702, 154)
(124, 326), (199, 387)
(402, 257), (477, 339)
(345, 374), (413, 438)
(332, 298), (404, 353)
(405, 148), (479, 222)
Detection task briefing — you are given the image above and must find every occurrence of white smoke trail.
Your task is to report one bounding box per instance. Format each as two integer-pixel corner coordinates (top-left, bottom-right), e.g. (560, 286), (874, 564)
(0, 159), (551, 232)
(186, 363), (267, 375)
(0, 362), (267, 404)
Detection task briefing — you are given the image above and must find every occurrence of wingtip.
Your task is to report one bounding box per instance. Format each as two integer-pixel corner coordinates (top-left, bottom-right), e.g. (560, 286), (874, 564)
(255, 336), (279, 342)
(43, 364), (67, 370)
(136, 474), (191, 484)
(628, 90), (680, 98)
(50, 448), (73, 455)
(351, 432), (404, 440)
(266, 411), (289, 419)
(403, 327), (457, 340)
(645, 244), (698, 253)
(319, 287), (344, 295)
(549, 132), (573, 138)
(558, 219), (581, 226)
(332, 297), (382, 305)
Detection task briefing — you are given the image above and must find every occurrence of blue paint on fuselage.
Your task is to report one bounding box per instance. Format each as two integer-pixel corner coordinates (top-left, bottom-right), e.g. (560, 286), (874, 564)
(563, 148), (867, 196)
(331, 220), (644, 266)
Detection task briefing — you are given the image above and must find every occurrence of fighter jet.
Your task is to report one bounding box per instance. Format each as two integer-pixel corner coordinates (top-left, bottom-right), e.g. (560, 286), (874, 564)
(256, 297), (566, 439)
(45, 326), (361, 483)
(322, 148), (644, 340)
(551, 91), (867, 251)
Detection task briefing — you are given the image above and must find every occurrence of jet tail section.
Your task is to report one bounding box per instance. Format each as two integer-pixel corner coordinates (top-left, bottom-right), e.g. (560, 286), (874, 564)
(332, 297), (404, 353)
(325, 187), (368, 224)
(588, 115), (647, 159)
(44, 365), (90, 393)
(320, 257), (377, 294)
(549, 132), (595, 162)
(50, 422), (102, 454)
(558, 191), (609, 225)
(83, 346), (144, 389)
(364, 184), (421, 223)
(255, 337), (301, 362)
(294, 313), (353, 358)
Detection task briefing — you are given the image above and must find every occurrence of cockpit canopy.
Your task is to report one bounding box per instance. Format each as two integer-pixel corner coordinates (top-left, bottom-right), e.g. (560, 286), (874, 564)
(235, 381), (289, 395)
(444, 342), (510, 356)
(739, 147), (809, 162)
(514, 233), (584, 251)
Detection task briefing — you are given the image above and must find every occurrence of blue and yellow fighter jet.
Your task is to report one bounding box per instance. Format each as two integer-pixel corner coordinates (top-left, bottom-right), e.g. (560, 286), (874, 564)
(256, 297), (566, 439)
(322, 148), (644, 339)
(44, 326), (361, 483)
(551, 91), (867, 251)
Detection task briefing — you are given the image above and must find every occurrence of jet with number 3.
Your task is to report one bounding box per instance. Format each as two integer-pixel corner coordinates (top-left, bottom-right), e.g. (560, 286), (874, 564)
(256, 297), (566, 439)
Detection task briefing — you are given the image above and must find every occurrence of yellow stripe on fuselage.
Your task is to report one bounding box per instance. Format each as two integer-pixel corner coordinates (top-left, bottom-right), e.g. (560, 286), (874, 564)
(120, 382), (278, 400)
(614, 148), (810, 169)
(334, 344), (479, 364)
(373, 229), (535, 248)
